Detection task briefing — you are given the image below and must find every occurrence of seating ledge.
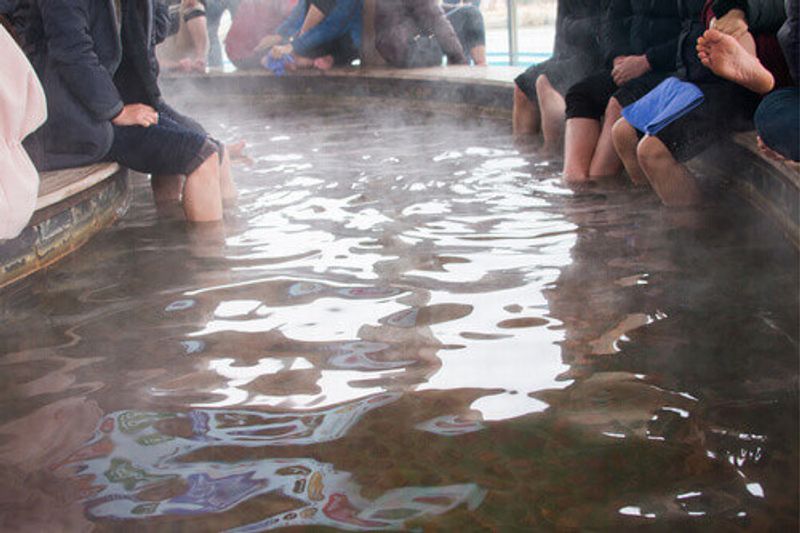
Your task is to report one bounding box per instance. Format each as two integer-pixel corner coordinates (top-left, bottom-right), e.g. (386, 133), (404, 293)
(36, 162), (121, 211)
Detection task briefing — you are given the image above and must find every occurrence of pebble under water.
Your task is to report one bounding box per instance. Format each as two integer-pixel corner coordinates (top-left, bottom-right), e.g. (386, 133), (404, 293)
(0, 99), (797, 531)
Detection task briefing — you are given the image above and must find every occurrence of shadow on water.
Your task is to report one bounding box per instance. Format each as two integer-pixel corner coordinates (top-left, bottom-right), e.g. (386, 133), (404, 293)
(0, 101), (796, 531)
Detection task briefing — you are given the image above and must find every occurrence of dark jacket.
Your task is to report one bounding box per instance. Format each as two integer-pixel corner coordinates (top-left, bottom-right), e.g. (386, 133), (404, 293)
(674, 0), (714, 81)
(553, 0), (609, 61)
(26, 0), (161, 171)
(602, 0), (683, 71)
(26, 0), (123, 170)
(374, 0), (467, 66)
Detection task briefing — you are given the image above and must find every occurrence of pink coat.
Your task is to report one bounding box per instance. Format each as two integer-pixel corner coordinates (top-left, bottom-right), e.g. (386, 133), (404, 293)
(0, 27), (47, 240)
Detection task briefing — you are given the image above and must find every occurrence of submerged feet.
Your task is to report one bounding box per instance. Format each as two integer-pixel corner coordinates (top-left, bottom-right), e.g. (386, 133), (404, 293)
(696, 29), (774, 94)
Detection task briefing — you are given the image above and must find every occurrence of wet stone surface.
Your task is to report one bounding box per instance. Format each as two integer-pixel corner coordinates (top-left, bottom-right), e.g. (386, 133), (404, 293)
(0, 101), (797, 531)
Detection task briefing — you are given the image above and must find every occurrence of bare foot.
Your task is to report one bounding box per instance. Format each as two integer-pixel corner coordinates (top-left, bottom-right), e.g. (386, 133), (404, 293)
(312, 55), (335, 71)
(227, 140), (247, 160)
(696, 28), (774, 94)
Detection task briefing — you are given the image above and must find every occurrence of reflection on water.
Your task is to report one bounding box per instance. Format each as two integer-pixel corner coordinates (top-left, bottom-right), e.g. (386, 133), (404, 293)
(0, 101), (797, 530)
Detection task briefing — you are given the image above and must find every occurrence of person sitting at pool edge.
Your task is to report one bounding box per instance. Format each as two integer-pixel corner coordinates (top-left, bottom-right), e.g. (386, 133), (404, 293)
(157, 0), (210, 73)
(513, 0), (609, 151)
(224, 0), (297, 69)
(373, 0), (468, 68)
(267, 0), (363, 70)
(561, 0), (685, 183)
(611, 0), (792, 206)
(26, 0), (232, 222)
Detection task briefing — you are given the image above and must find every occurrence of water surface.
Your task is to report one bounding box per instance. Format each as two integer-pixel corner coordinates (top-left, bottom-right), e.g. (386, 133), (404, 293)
(0, 100), (797, 531)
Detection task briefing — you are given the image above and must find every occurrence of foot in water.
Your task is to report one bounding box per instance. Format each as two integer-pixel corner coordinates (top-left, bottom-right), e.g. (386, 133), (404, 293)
(696, 28), (774, 94)
(227, 139), (247, 161)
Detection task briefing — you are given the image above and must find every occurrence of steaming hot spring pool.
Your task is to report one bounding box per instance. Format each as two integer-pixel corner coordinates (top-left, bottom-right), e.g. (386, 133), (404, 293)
(0, 98), (797, 531)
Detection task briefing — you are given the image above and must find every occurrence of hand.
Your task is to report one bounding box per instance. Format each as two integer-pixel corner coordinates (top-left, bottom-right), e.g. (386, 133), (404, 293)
(612, 55), (627, 68)
(112, 104), (159, 128)
(254, 34), (283, 52)
(270, 44), (293, 59)
(611, 54), (651, 86)
(710, 9), (749, 39)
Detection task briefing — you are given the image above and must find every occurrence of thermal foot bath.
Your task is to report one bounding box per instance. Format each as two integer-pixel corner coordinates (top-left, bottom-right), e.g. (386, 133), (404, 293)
(0, 100), (797, 531)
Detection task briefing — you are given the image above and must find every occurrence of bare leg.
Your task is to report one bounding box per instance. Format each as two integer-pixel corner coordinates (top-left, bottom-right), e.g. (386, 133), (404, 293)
(151, 174), (184, 202)
(512, 85), (540, 136)
(637, 135), (703, 206)
(563, 118), (600, 183)
(219, 146), (238, 203)
(470, 45), (487, 66)
(300, 4), (325, 33)
(588, 97), (624, 178)
(184, 15), (209, 66)
(183, 152), (223, 222)
(536, 75), (566, 153)
(611, 118), (648, 185)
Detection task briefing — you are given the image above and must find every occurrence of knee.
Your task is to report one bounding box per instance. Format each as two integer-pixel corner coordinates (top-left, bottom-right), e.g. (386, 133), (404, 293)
(611, 117), (635, 150)
(636, 135), (668, 169)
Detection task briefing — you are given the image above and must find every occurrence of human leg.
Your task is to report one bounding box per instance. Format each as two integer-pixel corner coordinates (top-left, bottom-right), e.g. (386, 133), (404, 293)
(563, 72), (617, 182)
(536, 74), (566, 152)
(563, 118), (600, 182)
(588, 97), (624, 178)
(636, 135), (702, 206)
(183, 152), (223, 221)
(611, 117), (648, 185)
(513, 85), (540, 135)
(109, 116), (224, 221)
(445, 6), (486, 65)
(512, 65), (543, 135)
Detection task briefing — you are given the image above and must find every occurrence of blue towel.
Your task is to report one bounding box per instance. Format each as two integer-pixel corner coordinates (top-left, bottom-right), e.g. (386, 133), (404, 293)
(622, 77), (705, 135)
(262, 53), (295, 77)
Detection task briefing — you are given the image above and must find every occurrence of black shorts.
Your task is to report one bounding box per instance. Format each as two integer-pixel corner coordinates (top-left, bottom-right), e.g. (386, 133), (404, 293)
(649, 81), (759, 162)
(108, 113), (218, 176)
(515, 56), (597, 103)
(565, 71), (668, 120)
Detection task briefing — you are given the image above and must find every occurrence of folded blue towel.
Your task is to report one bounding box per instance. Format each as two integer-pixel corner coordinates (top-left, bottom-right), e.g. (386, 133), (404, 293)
(262, 53), (295, 77)
(622, 77), (705, 135)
